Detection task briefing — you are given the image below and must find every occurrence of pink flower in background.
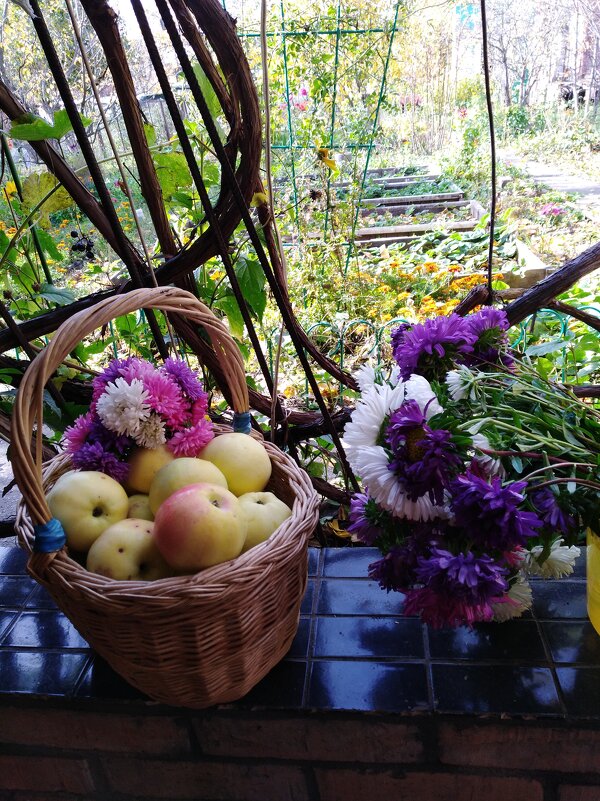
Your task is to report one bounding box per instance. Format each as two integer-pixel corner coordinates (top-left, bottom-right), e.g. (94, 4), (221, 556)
(540, 203), (565, 216)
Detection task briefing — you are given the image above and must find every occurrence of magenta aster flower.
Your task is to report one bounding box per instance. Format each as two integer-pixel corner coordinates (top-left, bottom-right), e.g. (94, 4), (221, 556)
(392, 314), (476, 381)
(64, 412), (94, 453)
(167, 418), (214, 457)
(451, 471), (543, 551)
(190, 397), (209, 425)
(403, 548), (509, 628)
(141, 370), (188, 427)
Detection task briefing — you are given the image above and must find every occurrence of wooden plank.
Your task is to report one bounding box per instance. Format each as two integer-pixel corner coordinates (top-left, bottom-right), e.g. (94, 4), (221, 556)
(360, 190), (464, 206)
(333, 173), (439, 189)
(360, 200), (471, 216)
(355, 219), (478, 238)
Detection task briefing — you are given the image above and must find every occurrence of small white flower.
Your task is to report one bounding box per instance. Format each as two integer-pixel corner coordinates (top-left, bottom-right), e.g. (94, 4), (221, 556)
(446, 365), (477, 402)
(492, 575), (533, 622)
(471, 433), (505, 477)
(96, 377), (151, 437)
(134, 413), (166, 449)
(527, 539), (581, 579)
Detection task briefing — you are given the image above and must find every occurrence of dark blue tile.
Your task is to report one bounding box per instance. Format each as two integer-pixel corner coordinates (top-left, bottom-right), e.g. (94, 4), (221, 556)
(314, 617), (423, 659)
(23, 584), (58, 610)
(0, 547), (28, 575)
(307, 661), (429, 712)
(2, 611), (89, 649)
(533, 581), (587, 620)
(300, 580), (314, 614)
(432, 664), (561, 715)
(0, 575), (36, 607)
(543, 621), (600, 665)
(75, 656), (146, 700)
(238, 659), (307, 709)
(0, 651), (88, 696)
(428, 620), (546, 662)
(0, 611), (16, 641)
(322, 548), (378, 578)
(308, 548), (320, 576)
(317, 579), (406, 615)
(286, 617), (310, 658)
(556, 668), (600, 717)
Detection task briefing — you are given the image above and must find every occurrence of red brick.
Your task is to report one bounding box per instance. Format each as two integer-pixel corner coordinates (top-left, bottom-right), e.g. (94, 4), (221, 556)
(314, 769), (543, 801)
(0, 706), (190, 755)
(439, 723), (600, 774)
(0, 754), (94, 794)
(559, 787), (600, 801)
(193, 715), (423, 762)
(103, 757), (310, 800)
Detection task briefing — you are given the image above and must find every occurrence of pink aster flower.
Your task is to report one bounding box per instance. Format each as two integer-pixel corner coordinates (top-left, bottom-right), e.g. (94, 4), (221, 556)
(190, 397), (209, 425)
(167, 419), (214, 457)
(142, 371), (188, 428)
(64, 412), (94, 453)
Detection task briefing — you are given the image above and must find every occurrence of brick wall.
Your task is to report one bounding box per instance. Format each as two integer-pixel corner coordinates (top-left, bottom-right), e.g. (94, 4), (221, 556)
(1, 702), (600, 800)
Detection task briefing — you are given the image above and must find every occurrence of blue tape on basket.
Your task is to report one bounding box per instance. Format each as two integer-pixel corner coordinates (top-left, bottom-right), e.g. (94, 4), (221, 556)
(33, 518), (66, 554)
(233, 411), (252, 434)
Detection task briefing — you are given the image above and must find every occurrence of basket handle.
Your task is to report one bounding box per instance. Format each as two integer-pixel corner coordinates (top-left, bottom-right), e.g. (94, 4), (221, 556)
(11, 287), (250, 532)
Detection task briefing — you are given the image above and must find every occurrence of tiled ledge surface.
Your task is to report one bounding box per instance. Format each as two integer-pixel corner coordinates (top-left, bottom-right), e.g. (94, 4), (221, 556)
(0, 539), (599, 718)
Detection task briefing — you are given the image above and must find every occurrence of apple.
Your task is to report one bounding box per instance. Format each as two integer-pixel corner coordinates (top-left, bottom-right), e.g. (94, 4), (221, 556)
(198, 433), (272, 496)
(238, 491), (293, 552)
(153, 482), (248, 571)
(46, 470), (129, 552)
(148, 457), (228, 516)
(127, 494), (154, 521)
(126, 443), (174, 494)
(86, 518), (172, 581)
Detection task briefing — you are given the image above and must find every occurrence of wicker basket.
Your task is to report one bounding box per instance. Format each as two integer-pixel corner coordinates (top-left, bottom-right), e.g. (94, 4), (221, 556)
(11, 287), (320, 708)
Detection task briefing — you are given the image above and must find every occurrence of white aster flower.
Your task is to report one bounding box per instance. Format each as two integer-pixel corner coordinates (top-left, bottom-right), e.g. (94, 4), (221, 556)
(343, 380), (407, 456)
(134, 412), (166, 449)
(527, 539), (581, 579)
(96, 377), (151, 437)
(471, 433), (505, 477)
(446, 365), (477, 402)
(491, 575), (533, 622)
(354, 364), (378, 393)
(403, 374), (444, 419)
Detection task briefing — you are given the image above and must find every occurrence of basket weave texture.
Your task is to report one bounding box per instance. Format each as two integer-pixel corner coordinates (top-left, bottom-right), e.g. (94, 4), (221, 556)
(12, 287), (320, 708)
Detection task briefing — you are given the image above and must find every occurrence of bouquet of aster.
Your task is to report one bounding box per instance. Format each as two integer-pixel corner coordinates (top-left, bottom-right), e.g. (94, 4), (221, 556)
(344, 308), (600, 628)
(64, 357), (214, 484)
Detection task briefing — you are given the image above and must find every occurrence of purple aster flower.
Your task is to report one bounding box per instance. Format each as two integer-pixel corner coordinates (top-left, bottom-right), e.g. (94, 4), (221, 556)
(385, 400), (426, 452)
(91, 358), (134, 404)
(163, 358), (207, 402)
(347, 492), (383, 545)
(368, 546), (411, 593)
(393, 314), (477, 381)
(87, 417), (132, 456)
(71, 441), (130, 484)
(390, 428), (463, 505)
(403, 548), (509, 628)
(450, 471), (543, 551)
(465, 308), (512, 368)
(532, 488), (577, 535)
(390, 322), (411, 360)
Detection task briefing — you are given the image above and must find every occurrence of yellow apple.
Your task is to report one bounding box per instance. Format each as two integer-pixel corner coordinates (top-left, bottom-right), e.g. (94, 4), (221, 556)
(198, 433), (272, 496)
(126, 444), (174, 494)
(86, 518), (172, 581)
(46, 470), (129, 552)
(148, 457), (228, 516)
(238, 491), (293, 552)
(153, 482), (247, 571)
(127, 494), (154, 521)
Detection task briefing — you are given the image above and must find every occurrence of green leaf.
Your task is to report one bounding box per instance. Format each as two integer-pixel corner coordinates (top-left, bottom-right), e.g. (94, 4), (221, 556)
(203, 162), (220, 186)
(153, 151), (192, 199)
(144, 123), (157, 146)
(214, 295), (244, 339)
(35, 229), (63, 261)
(10, 109), (90, 141)
(236, 256), (266, 320)
(525, 339), (567, 357)
(192, 64), (223, 120)
(39, 283), (74, 306)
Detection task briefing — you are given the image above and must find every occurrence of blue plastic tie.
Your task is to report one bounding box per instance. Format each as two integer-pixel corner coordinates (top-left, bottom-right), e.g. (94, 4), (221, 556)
(33, 518), (66, 554)
(233, 411), (252, 434)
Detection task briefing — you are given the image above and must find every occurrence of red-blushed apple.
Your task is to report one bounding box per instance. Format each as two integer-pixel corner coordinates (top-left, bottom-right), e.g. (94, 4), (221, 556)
(46, 470), (129, 552)
(198, 433), (272, 496)
(86, 518), (172, 581)
(126, 443), (174, 494)
(148, 457), (228, 516)
(127, 494), (154, 521)
(238, 491), (293, 552)
(153, 482), (248, 571)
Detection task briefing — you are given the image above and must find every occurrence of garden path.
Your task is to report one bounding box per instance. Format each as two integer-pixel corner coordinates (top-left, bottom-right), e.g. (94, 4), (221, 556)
(501, 151), (600, 217)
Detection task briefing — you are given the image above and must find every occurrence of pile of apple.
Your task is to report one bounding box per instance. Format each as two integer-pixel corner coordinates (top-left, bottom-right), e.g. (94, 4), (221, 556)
(45, 433), (293, 581)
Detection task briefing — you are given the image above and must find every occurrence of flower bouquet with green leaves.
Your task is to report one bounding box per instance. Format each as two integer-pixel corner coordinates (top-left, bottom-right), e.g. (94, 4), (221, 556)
(344, 309), (600, 628)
